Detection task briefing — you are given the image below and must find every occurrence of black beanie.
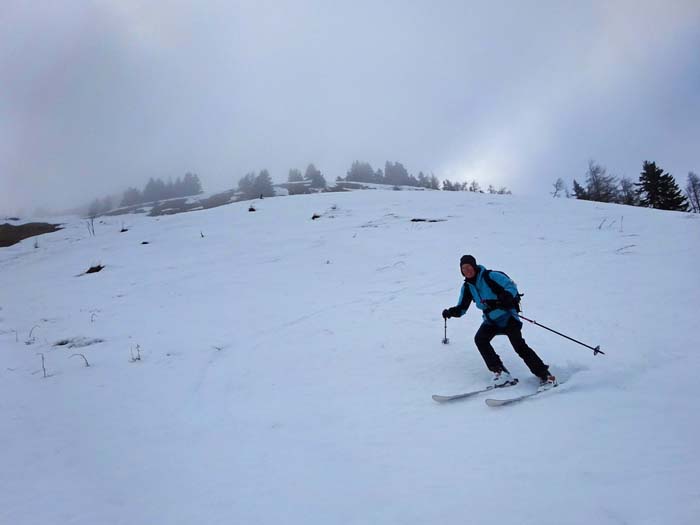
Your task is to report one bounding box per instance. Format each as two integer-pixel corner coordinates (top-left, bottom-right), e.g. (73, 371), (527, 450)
(460, 254), (477, 269)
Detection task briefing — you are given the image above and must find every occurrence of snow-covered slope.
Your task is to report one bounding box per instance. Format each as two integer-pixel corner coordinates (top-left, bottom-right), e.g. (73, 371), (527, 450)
(2, 190), (699, 525)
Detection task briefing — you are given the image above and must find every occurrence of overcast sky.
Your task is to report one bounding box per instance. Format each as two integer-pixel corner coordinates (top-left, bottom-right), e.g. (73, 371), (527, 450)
(2, 0), (699, 215)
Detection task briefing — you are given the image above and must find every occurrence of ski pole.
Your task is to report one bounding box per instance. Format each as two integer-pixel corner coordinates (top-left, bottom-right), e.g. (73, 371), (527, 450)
(442, 318), (449, 344)
(518, 313), (604, 356)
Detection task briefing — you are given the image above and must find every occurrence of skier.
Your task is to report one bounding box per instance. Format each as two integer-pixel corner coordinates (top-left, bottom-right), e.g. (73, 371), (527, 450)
(442, 255), (557, 391)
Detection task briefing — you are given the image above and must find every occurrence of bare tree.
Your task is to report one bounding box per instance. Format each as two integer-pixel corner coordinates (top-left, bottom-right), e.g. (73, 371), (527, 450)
(585, 160), (618, 203)
(551, 178), (566, 198)
(686, 171), (700, 213)
(618, 177), (638, 206)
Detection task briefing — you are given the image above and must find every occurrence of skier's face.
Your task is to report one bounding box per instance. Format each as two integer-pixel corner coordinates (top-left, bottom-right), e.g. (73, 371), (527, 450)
(461, 264), (476, 279)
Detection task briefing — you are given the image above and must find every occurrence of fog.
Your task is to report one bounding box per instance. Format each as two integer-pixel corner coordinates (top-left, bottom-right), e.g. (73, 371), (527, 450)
(2, 0), (699, 215)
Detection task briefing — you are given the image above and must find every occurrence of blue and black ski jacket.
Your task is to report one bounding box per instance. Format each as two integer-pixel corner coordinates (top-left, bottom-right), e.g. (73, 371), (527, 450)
(452, 264), (520, 327)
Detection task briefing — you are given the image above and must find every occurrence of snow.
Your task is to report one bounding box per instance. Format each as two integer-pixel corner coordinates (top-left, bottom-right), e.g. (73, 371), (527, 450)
(1, 190), (699, 524)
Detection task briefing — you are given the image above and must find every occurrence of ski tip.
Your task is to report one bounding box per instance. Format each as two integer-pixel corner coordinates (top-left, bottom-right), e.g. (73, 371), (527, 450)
(484, 398), (508, 407)
(432, 395), (449, 402)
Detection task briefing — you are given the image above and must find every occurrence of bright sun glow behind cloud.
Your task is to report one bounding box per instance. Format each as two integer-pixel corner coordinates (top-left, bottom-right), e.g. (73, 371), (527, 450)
(439, 0), (700, 192)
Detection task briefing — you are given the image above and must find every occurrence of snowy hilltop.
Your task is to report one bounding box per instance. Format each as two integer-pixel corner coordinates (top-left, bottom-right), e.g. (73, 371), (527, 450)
(2, 189), (699, 525)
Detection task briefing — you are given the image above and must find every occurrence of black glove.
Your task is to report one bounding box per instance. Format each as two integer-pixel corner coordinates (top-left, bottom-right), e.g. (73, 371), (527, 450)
(442, 307), (461, 319)
(482, 299), (500, 310)
(497, 292), (517, 309)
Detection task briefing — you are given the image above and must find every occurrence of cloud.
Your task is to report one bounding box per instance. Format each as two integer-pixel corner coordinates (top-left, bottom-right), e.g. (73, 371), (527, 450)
(1, 0), (699, 214)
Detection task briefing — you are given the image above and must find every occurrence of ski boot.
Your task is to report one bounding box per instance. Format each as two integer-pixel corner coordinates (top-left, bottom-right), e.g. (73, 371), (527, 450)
(493, 371), (516, 387)
(537, 374), (558, 392)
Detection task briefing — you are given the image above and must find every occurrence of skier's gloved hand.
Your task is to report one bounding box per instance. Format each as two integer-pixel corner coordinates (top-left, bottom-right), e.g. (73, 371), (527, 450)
(482, 299), (500, 310)
(443, 307), (461, 319)
(497, 292), (516, 308)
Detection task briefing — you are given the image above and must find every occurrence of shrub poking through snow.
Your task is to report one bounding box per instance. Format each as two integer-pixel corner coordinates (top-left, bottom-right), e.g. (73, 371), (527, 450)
(54, 337), (104, 348)
(86, 264), (104, 274)
(25, 325), (39, 345)
(36, 353), (48, 378)
(130, 344), (142, 362)
(70, 353), (90, 367)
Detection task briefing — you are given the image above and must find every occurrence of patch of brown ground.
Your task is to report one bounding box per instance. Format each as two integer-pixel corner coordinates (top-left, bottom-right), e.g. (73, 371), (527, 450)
(0, 222), (63, 247)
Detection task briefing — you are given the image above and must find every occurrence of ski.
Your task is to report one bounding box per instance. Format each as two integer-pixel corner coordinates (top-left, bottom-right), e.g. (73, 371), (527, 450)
(432, 379), (518, 403)
(485, 382), (560, 407)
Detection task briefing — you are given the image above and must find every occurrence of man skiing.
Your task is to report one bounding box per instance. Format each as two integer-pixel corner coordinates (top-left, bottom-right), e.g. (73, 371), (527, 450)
(442, 255), (557, 391)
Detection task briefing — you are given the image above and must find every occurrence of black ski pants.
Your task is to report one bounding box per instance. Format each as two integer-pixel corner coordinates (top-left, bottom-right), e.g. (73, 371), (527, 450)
(474, 316), (549, 379)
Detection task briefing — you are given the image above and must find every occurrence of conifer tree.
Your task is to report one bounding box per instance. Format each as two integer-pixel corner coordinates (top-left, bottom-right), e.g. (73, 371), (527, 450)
(182, 173), (203, 196)
(288, 169), (303, 182)
(417, 172), (428, 188)
(143, 178), (166, 202)
(345, 161), (375, 183)
(121, 187), (142, 207)
(427, 173), (440, 190)
(572, 179), (588, 200)
(237, 172), (257, 199)
(636, 161), (688, 211)
(304, 164), (327, 188)
(384, 161), (410, 186)
(254, 170), (275, 197)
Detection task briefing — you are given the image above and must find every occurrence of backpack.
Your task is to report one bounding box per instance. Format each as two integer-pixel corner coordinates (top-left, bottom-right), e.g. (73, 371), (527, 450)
(482, 269), (523, 312)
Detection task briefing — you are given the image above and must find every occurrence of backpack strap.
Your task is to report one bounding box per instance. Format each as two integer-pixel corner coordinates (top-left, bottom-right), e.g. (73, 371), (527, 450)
(482, 269), (507, 296)
(483, 269), (523, 311)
